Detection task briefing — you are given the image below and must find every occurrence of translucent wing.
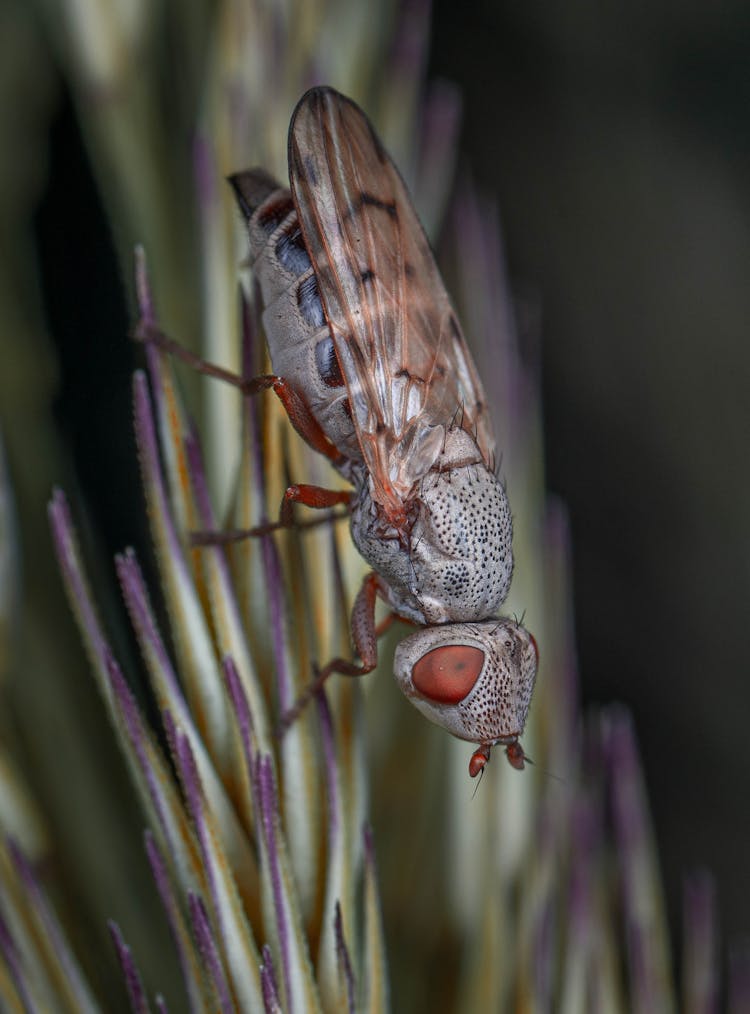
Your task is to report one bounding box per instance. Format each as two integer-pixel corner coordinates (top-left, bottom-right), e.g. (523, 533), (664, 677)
(288, 87), (495, 520)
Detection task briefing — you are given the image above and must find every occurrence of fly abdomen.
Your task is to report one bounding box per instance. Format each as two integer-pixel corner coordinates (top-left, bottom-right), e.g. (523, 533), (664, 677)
(315, 335), (345, 388)
(231, 169), (361, 464)
(230, 170), (303, 298)
(228, 169), (281, 223)
(297, 273), (326, 329)
(275, 225), (312, 276)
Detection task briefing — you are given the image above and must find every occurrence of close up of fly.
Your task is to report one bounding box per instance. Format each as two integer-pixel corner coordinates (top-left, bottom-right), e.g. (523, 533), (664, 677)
(227, 86), (538, 776)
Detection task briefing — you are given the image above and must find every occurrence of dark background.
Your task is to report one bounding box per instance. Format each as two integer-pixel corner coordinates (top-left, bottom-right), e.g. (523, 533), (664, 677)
(430, 1), (750, 942)
(32, 0), (748, 964)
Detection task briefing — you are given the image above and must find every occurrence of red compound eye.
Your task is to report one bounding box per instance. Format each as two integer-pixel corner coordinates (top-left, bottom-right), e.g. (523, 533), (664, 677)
(411, 645), (485, 704)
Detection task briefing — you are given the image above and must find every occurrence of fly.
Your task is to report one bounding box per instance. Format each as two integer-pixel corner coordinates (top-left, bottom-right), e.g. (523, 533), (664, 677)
(144, 87), (538, 777)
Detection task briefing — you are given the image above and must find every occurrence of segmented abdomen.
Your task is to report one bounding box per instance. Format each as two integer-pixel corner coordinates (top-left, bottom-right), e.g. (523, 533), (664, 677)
(230, 170), (361, 463)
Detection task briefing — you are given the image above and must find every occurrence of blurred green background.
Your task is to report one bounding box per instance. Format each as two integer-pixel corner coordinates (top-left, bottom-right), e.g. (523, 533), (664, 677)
(431, 0), (750, 940)
(2, 0), (747, 982)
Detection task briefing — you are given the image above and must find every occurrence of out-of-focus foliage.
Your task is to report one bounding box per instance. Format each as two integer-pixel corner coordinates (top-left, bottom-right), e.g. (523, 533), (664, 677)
(0, 0), (745, 1010)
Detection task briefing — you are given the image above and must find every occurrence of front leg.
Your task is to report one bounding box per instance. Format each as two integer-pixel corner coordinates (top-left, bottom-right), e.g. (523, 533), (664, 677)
(276, 572), (386, 734)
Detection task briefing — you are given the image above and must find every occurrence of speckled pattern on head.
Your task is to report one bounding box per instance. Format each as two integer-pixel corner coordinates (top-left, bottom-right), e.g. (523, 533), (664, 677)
(393, 620), (537, 744)
(454, 626), (535, 741)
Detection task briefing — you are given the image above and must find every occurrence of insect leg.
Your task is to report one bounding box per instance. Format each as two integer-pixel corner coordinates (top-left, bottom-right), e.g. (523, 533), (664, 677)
(276, 572), (383, 734)
(136, 322), (342, 462)
(135, 321), (253, 389)
(189, 507), (350, 546)
(374, 610), (416, 637)
(347, 570), (381, 670)
(267, 380), (341, 462)
(189, 487), (351, 546)
(278, 485), (351, 526)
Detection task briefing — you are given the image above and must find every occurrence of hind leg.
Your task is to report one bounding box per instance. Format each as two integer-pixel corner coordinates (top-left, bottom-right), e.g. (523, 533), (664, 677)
(138, 322), (352, 545)
(137, 322), (342, 462)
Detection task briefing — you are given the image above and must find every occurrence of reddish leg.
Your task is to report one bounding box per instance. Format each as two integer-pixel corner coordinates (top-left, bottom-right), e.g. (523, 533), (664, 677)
(137, 322), (351, 543)
(277, 572), (384, 734)
(137, 322), (341, 462)
(262, 378), (340, 463)
(190, 485), (352, 546)
(278, 485), (351, 526)
(375, 610), (416, 637)
(189, 505), (350, 546)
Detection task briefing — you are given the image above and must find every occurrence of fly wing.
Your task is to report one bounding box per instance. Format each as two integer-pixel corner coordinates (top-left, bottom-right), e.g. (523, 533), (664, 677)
(288, 87), (495, 519)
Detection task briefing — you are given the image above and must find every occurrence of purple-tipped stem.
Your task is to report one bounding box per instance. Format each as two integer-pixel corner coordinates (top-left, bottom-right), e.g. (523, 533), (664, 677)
(334, 902), (356, 1014)
(316, 691), (340, 847)
(108, 921), (150, 1014)
(134, 246), (156, 326)
(183, 431), (218, 536)
(261, 534), (293, 712)
(187, 893), (233, 1014)
(362, 823), (377, 871)
(8, 839), (97, 1012)
(253, 755), (293, 1012)
(132, 371), (191, 569)
(240, 286), (295, 714)
(683, 872), (718, 1014)
(0, 902), (34, 1011)
(116, 548), (186, 708)
(566, 798), (598, 938)
(143, 831), (203, 1014)
(607, 709), (672, 1012)
(260, 944), (282, 1014)
(171, 729), (223, 938)
(222, 656), (256, 761)
(388, 0), (431, 86)
(48, 488), (107, 664)
(105, 651), (174, 857)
